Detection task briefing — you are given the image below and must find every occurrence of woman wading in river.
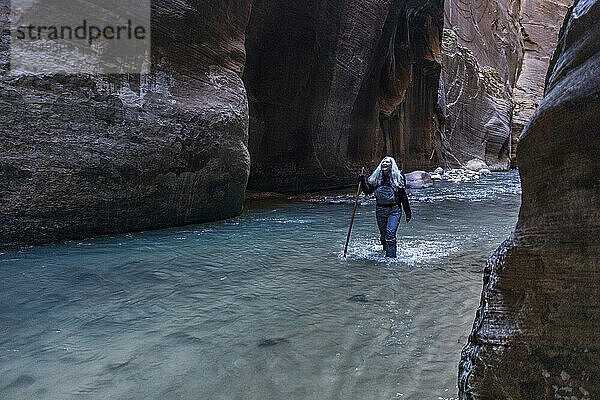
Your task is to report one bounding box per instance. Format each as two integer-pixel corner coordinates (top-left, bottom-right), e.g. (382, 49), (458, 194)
(359, 156), (411, 258)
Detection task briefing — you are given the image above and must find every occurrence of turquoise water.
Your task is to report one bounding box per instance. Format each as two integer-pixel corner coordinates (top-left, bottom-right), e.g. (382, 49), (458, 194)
(0, 171), (521, 399)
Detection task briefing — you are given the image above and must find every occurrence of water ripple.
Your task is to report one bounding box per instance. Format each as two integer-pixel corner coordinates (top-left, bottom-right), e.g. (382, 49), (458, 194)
(0, 171), (522, 400)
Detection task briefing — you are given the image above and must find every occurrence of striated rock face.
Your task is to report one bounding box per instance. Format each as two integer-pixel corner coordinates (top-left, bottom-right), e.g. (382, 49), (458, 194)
(441, 29), (514, 170)
(0, 0), (252, 246)
(459, 1), (600, 398)
(441, 0), (523, 170)
(442, 0), (572, 170)
(511, 0), (572, 166)
(243, 0), (444, 193)
(444, 0), (523, 87)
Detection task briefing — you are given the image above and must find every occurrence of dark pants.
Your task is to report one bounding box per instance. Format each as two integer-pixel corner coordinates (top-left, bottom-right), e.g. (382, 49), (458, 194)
(376, 205), (401, 257)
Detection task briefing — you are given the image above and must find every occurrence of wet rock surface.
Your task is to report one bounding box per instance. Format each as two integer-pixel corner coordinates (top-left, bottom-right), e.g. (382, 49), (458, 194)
(440, 168), (489, 183)
(459, 1), (600, 397)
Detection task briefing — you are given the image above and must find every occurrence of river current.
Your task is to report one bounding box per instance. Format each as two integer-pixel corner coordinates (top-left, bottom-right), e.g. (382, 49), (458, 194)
(0, 171), (521, 399)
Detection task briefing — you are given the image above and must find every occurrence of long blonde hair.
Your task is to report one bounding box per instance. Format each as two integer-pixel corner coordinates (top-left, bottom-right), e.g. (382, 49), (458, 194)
(368, 156), (405, 190)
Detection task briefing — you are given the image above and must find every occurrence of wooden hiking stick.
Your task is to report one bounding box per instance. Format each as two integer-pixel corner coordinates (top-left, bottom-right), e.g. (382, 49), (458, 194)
(344, 167), (365, 258)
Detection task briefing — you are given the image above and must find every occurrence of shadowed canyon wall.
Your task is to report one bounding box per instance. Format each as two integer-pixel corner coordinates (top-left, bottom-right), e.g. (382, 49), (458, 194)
(459, 0), (600, 397)
(0, 0), (253, 246)
(243, 0), (444, 192)
(0, 0), (444, 245)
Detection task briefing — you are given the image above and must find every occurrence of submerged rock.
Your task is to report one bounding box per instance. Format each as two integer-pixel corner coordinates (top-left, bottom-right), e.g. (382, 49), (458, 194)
(257, 338), (289, 347)
(459, 1), (600, 397)
(347, 294), (369, 303)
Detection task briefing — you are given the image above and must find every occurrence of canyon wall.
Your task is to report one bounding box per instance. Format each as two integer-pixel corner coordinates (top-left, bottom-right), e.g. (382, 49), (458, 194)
(459, 0), (600, 397)
(0, 0), (445, 244)
(244, 0), (445, 192)
(0, 0), (252, 246)
(441, 0), (522, 170)
(441, 28), (514, 169)
(442, 0), (571, 170)
(1, 0), (577, 246)
(511, 0), (572, 165)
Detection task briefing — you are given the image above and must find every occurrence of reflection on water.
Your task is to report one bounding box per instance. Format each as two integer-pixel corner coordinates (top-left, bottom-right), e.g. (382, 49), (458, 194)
(0, 171), (521, 399)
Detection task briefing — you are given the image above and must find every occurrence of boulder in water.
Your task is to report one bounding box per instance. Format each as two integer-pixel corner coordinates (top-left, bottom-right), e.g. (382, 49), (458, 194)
(478, 168), (492, 176)
(433, 167), (444, 175)
(465, 159), (489, 171)
(405, 171), (433, 189)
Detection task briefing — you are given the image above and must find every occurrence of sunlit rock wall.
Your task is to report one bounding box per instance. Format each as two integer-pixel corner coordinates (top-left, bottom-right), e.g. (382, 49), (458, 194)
(459, 1), (600, 397)
(444, 0), (523, 87)
(441, 0), (522, 170)
(0, 0), (252, 246)
(243, 0), (445, 193)
(442, 0), (572, 170)
(441, 29), (513, 170)
(511, 0), (572, 166)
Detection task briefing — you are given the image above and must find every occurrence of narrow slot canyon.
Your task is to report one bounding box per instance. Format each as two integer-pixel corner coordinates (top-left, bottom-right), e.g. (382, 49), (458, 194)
(0, 0), (599, 398)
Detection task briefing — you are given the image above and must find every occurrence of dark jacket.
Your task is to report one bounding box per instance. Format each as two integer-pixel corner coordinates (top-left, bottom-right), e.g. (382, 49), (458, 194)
(360, 173), (411, 218)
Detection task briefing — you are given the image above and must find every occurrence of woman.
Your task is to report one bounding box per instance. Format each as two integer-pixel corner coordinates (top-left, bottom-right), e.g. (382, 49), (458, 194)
(359, 156), (411, 258)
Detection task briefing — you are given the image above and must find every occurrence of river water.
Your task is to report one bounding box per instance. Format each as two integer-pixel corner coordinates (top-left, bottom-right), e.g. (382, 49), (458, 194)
(0, 171), (521, 400)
